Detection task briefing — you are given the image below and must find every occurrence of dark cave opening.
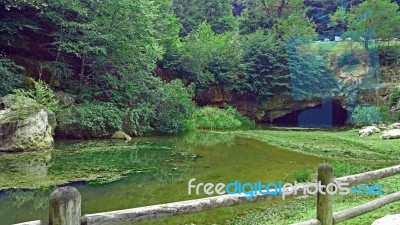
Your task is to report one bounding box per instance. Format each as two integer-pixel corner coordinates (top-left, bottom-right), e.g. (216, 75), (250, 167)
(272, 100), (348, 127)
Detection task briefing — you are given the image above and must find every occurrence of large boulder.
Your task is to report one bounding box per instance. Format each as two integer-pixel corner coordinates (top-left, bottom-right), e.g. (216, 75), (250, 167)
(389, 122), (400, 129)
(372, 214), (400, 225)
(0, 94), (55, 151)
(359, 126), (380, 137)
(381, 129), (400, 140)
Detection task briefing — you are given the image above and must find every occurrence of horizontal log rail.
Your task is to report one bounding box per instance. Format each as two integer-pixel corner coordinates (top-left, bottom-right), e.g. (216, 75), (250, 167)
(292, 191), (400, 225)
(14, 164), (400, 225)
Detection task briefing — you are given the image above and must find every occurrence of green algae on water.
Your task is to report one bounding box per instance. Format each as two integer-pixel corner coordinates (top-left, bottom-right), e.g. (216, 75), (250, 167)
(0, 140), (187, 190)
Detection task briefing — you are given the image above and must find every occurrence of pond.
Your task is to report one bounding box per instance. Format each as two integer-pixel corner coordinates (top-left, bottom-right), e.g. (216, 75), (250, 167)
(0, 132), (325, 225)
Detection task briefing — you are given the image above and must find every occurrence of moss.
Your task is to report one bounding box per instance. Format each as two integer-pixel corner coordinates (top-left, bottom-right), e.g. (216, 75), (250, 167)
(0, 140), (184, 190)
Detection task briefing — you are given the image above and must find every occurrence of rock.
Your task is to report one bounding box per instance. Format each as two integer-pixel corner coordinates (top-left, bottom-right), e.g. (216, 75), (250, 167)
(335, 36), (342, 42)
(390, 123), (400, 129)
(111, 131), (131, 141)
(55, 91), (75, 107)
(378, 124), (388, 130)
(0, 94), (55, 151)
(381, 129), (400, 139)
(372, 214), (400, 225)
(359, 126), (380, 137)
(194, 84), (387, 123)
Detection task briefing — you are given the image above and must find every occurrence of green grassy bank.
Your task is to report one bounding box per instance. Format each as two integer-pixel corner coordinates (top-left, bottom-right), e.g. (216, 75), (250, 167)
(229, 129), (400, 225)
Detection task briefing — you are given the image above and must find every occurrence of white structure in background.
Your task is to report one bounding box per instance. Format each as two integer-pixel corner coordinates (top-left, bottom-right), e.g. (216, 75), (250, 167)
(345, 37), (352, 41)
(324, 38), (330, 42)
(335, 36), (342, 42)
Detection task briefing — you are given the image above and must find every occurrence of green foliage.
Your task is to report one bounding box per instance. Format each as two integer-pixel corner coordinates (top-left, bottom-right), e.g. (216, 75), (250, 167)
(150, 79), (196, 134)
(9, 94), (42, 120)
(388, 86), (400, 108)
(380, 86), (400, 124)
(332, 161), (382, 178)
(238, 0), (273, 34)
(239, 0), (309, 34)
(338, 51), (361, 68)
(288, 39), (338, 99)
(0, 54), (24, 96)
(351, 105), (382, 126)
(273, 13), (317, 40)
(187, 106), (254, 130)
(176, 23), (241, 88)
(122, 106), (153, 137)
(237, 30), (289, 100)
(173, 0), (237, 36)
(57, 103), (122, 139)
(346, 0), (400, 40)
(14, 80), (60, 113)
(293, 170), (310, 182)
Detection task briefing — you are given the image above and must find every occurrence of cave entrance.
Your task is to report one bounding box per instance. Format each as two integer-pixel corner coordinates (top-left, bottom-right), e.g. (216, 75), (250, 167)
(272, 100), (348, 127)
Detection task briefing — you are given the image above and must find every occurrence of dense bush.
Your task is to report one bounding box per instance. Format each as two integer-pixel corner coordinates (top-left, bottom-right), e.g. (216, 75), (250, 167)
(187, 106), (254, 130)
(237, 30), (289, 100)
(380, 86), (400, 124)
(388, 86), (400, 108)
(57, 103), (122, 139)
(14, 80), (60, 113)
(175, 23), (241, 88)
(350, 105), (382, 126)
(338, 51), (361, 68)
(0, 54), (24, 96)
(122, 106), (153, 137)
(150, 79), (196, 134)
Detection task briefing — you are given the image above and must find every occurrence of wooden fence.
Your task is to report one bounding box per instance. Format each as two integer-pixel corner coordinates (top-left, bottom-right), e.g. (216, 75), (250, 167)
(14, 164), (400, 225)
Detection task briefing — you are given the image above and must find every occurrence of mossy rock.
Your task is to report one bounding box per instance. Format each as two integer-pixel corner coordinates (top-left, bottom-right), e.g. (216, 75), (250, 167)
(111, 131), (132, 141)
(0, 94), (55, 151)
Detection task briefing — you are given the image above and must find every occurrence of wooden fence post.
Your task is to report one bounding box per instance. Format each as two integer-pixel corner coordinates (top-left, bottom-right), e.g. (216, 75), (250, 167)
(317, 163), (334, 225)
(49, 186), (81, 225)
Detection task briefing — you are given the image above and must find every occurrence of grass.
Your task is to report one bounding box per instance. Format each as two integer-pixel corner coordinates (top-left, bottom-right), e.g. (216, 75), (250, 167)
(229, 129), (400, 225)
(233, 174), (400, 225)
(186, 106), (255, 130)
(234, 129), (400, 161)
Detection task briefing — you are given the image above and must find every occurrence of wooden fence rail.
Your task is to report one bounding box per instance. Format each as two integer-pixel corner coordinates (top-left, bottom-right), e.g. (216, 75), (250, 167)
(14, 164), (400, 225)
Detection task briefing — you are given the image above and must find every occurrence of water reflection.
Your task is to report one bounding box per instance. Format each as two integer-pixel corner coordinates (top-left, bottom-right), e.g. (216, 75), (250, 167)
(0, 132), (324, 225)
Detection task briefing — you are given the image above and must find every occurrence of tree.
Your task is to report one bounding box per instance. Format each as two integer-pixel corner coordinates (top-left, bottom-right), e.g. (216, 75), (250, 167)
(239, 0), (306, 34)
(173, 0), (237, 36)
(176, 22), (241, 88)
(273, 13), (317, 40)
(237, 30), (289, 100)
(0, 54), (24, 96)
(346, 0), (400, 41)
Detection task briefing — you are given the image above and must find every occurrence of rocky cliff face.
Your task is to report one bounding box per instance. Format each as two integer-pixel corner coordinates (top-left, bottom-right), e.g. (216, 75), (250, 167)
(195, 84), (390, 124)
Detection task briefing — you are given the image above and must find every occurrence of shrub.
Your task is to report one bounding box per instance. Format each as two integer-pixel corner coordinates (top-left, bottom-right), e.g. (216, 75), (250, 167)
(14, 80), (60, 113)
(338, 51), (361, 68)
(388, 86), (400, 108)
(122, 105), (153, 137)
(350, 105), (381, 126)
(150, 79), (196, 134)
(0, 54), (24, 96)
(57, 103), (122, 138)
(380, 86), (400, 124)
(238, 30), (290, 100)
(293, 170), (310, 182)
(188, 106), (255, 130)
